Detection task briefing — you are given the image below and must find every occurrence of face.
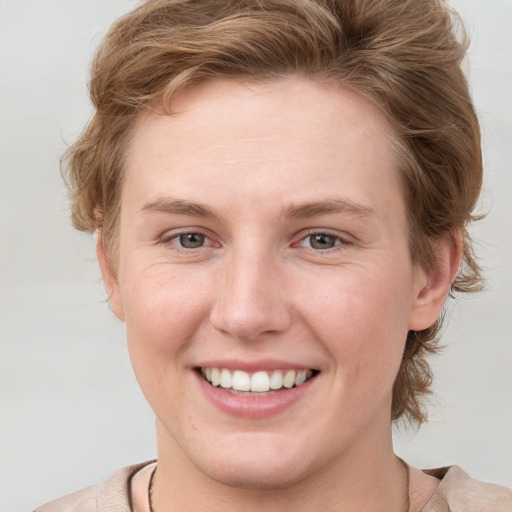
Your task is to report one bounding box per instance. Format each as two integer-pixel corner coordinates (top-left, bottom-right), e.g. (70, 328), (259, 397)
(102, 77), (440, 488)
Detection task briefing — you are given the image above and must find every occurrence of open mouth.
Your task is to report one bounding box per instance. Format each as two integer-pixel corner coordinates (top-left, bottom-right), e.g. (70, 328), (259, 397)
(198, 367), (319, 395)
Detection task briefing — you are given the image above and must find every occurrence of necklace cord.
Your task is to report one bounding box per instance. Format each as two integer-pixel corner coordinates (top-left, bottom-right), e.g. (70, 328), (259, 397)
(147, 460), (410, 512)
(148, 466), (157, 512)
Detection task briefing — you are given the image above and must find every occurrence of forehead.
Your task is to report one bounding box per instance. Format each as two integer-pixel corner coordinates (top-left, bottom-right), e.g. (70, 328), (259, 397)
(122, 77), (402, 219)
(136, 77), (394, 150)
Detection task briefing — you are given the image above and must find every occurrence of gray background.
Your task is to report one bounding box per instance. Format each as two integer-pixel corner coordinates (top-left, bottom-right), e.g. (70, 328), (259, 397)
(0, 1), (511, 510)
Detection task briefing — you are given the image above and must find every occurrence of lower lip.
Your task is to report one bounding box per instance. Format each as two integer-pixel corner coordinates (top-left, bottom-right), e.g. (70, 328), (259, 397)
(195, 371), (317, 418)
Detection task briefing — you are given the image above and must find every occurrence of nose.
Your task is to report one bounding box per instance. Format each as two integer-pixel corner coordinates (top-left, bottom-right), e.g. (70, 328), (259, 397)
(209, 247), (292, 341)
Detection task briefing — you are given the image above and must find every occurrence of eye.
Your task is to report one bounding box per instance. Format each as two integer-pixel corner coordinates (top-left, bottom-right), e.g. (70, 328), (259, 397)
(308, 233), (338, 249)
(161, 230), (215, 250)
(177, 232), (206, 249)
(298, 232), (346, 250)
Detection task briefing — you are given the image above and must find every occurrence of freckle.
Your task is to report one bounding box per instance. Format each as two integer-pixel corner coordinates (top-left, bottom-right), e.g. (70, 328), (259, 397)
(188, 415), (198, 431)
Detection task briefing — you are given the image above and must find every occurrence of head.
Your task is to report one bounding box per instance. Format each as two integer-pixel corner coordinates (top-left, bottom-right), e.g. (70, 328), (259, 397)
(64, 0), (482, 427)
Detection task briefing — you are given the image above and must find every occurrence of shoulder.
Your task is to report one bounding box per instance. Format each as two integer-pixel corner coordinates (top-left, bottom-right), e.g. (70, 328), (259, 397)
(423, 466), (512, 512)
(33, 461), (156, 512)
(34, 486), (96, 512)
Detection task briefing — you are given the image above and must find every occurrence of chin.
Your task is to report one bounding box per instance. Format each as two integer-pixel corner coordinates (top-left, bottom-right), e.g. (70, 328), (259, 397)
(185, 433), (319, 490)
(199, 457), (310, 490)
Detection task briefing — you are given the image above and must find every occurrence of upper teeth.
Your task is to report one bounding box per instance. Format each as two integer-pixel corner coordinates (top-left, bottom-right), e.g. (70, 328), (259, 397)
(201, 368), (313, 392)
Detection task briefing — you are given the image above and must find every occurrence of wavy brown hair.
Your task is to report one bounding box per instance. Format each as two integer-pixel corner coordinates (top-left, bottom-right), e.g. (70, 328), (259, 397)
(63, 0), (483, 425)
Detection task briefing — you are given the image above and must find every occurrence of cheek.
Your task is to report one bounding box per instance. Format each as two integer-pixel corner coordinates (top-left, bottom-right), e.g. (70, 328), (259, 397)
(119, 272), (210, 419)
(303, 267), (411, 380)
(119, 265), (212, 375)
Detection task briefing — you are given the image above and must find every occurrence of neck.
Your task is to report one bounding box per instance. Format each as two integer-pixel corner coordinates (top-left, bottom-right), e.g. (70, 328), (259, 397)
(151, 421), (409, 512)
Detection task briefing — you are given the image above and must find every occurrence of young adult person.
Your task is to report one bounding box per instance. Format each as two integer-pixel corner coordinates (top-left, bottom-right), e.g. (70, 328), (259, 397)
(35, 0), (512, 510)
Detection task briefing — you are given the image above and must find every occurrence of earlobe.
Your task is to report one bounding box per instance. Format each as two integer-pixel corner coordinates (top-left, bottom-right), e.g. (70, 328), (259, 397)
(408, 231), (462, 331)
(96, 232), (125, 322)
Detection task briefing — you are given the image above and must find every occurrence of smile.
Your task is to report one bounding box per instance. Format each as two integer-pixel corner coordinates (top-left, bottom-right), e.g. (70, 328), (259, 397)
(200, 367), (316, 394)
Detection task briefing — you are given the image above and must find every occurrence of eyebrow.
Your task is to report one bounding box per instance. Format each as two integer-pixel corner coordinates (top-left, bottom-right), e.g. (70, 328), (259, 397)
(141, 198), (217, 218)
(283, 199), (376, 219)
(141, 197), (375, 220)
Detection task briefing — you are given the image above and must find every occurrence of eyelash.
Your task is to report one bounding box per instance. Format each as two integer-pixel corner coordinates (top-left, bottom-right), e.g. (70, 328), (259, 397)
(160, 229), (351, 253)
(160, 229), (217, 251)
(296, 230), (351, 252)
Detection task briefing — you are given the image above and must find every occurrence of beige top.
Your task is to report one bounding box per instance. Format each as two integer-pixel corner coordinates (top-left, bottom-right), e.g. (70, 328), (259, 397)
(34, 461), (512, 512)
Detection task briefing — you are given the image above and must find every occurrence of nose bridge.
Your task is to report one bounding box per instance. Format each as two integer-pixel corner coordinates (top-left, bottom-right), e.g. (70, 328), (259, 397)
(210, 241), (291, 340)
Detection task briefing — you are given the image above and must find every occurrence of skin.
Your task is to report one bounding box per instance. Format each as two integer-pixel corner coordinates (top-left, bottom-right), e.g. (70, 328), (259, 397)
(98, 77), (459, 511)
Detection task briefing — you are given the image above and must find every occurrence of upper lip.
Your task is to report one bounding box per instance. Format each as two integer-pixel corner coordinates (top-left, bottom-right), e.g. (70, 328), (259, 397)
(194, 359), (319, 372)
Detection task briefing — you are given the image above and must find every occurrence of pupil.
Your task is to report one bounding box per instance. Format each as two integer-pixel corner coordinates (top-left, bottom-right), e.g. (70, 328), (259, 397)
(310, 234), (335, 249)
(180, 233), (205, 248)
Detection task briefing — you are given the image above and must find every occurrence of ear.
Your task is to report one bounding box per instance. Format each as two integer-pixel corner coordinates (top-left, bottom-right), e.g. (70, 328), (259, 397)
(408, 231), (462, 331)
(96, 232), (125, 322)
